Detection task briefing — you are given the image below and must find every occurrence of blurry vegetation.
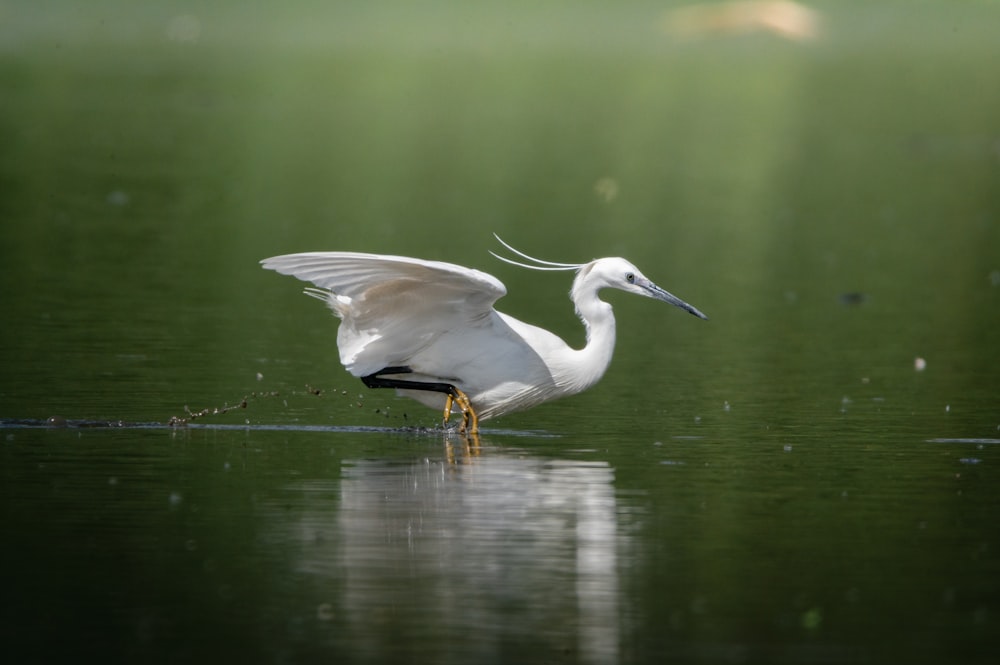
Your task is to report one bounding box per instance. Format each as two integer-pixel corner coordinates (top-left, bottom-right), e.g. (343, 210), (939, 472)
(0, 1), (997, 429)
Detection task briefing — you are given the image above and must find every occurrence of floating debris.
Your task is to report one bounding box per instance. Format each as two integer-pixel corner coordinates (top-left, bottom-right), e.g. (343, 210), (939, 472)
(914, 357), (927, 371)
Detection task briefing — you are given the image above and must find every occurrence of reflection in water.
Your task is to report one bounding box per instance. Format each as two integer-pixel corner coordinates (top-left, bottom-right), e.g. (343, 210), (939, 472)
(281, 444), (628, 664)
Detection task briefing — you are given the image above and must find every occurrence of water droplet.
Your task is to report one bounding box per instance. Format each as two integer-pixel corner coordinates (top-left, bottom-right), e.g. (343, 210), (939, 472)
(801, 607), (823, 630)
(106, 190), (129, 206)
(317, 603), (335, 621)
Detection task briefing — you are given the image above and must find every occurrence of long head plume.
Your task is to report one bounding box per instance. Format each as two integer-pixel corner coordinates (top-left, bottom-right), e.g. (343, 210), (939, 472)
(490, 233), (582, 272)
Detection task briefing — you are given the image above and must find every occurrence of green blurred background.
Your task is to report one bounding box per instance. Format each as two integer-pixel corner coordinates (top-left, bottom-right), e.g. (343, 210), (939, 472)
(1, 0), (998, 428)
(1, 1), (999, 663)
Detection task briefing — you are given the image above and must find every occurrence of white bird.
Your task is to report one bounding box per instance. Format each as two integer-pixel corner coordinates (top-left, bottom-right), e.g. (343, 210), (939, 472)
(261, 236), (707, 434)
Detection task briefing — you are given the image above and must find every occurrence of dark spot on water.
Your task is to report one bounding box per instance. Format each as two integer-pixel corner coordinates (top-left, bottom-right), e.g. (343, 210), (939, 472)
(839, 292), (868, 306)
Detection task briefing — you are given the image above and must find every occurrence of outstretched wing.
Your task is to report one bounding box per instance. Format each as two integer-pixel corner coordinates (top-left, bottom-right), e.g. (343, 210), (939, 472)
(260, 252), (508, 375)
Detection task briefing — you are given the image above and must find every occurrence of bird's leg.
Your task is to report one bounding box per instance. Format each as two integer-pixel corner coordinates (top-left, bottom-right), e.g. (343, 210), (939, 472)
(451, 389), (479, 435)
(442, 393), (455, 425)
(441, 389), (478, 434)
(361, 366), (480, 434)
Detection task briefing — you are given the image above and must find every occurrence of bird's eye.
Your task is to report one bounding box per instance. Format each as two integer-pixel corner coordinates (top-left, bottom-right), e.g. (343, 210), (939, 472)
(626, 272), (635, 284)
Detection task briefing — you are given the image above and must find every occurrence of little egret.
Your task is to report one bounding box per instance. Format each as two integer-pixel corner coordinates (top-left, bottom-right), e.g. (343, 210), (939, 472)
(261, 236), (707, 433)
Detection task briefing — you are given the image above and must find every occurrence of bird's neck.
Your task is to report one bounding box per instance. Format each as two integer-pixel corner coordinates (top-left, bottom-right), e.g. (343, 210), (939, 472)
(566, 285), (617, 391)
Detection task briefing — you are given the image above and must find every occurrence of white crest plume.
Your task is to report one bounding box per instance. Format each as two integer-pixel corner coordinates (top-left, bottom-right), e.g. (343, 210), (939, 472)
(490, 233), (582, 271)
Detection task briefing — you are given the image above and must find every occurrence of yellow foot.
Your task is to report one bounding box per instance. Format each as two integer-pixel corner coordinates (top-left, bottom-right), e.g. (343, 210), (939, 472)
(442, 394), (455, 423)
(441, 388), (479, 435)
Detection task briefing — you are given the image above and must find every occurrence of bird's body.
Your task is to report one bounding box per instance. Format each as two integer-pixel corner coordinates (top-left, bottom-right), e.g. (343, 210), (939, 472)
(262, 238), (706, 431)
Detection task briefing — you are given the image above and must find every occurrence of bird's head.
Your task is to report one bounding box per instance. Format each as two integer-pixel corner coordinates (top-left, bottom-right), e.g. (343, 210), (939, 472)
(577, 257), (708, 320)
(490, 235), (707, 320)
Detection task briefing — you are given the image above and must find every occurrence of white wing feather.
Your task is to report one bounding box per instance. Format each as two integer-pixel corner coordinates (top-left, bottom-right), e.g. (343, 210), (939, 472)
(261, 252), (508, 376)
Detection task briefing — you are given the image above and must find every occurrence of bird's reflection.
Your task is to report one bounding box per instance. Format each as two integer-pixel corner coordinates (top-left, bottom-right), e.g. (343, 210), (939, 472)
(282, 438), (627, 665)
